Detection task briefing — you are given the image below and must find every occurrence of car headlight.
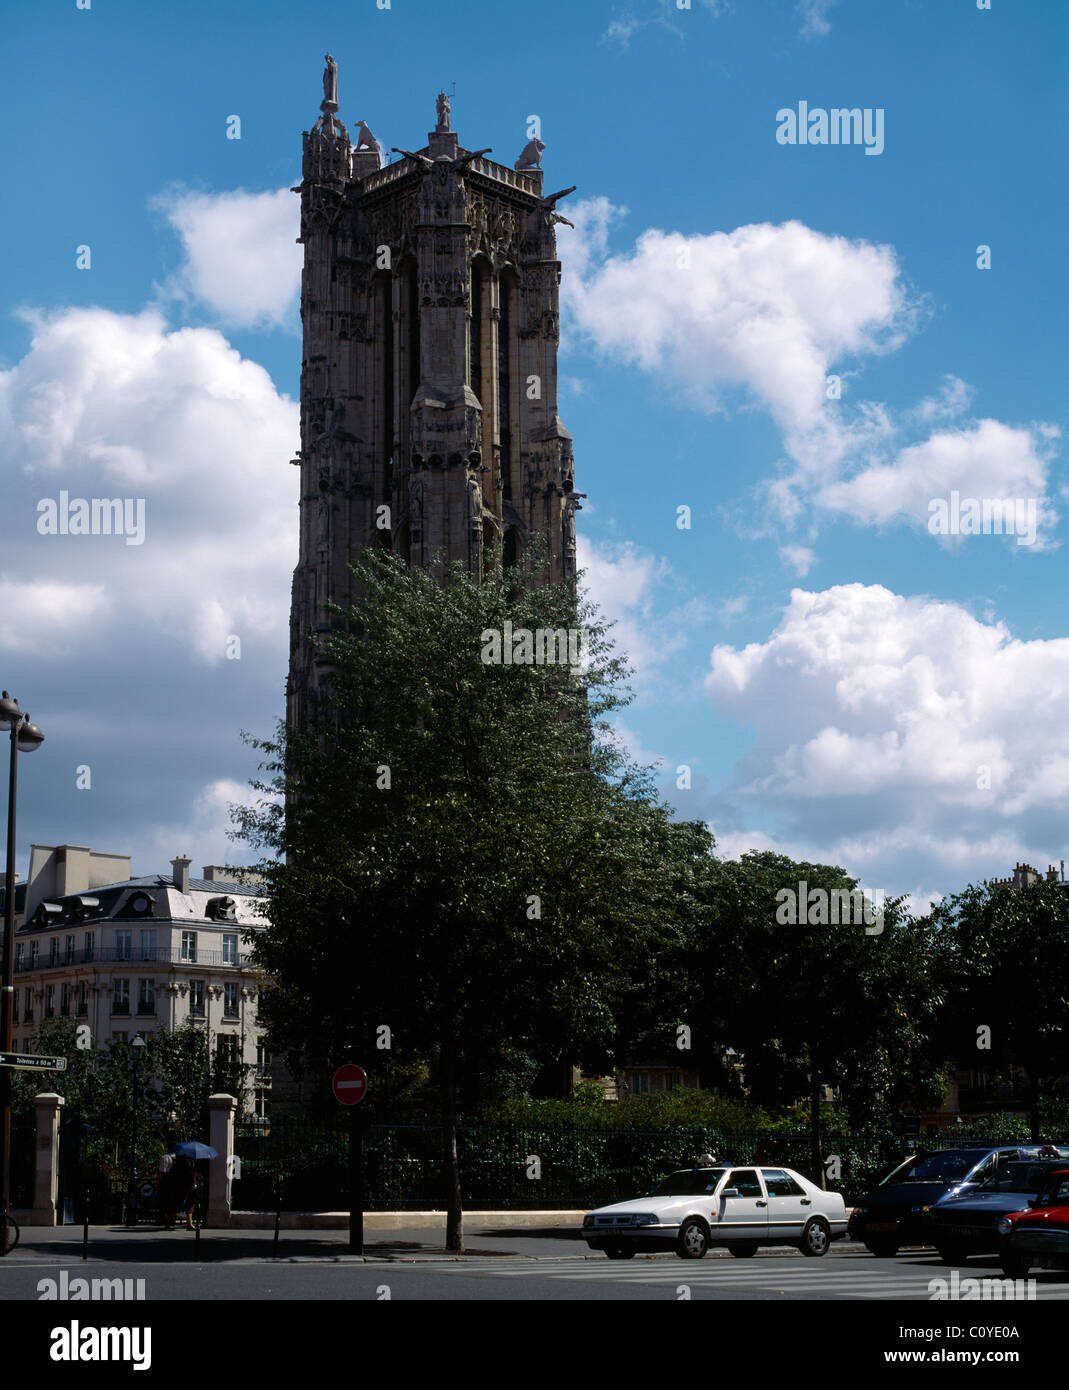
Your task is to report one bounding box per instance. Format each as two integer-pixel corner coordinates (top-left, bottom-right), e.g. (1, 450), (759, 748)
(997, 1217), (1013, 1236)
(632, 1214), (658, 1226)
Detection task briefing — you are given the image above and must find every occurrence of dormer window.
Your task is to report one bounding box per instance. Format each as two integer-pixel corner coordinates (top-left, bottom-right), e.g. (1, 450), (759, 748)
(122, 891), (155, 917)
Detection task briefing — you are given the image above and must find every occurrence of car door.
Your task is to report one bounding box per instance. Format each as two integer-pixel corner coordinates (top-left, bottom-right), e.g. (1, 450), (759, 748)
(713, 1167), (769, 1237)
(762, 1168), (810, 1240)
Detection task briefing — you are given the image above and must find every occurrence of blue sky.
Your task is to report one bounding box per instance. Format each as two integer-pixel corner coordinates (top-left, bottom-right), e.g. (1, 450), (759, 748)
(1, 0), (1066, 909)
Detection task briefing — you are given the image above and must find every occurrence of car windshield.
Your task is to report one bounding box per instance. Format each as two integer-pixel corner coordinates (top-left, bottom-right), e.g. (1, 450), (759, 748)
(884, 1150), (989, 1183)
(647, 1169), (727, 1197)
(979, 1161), (1062, 1195)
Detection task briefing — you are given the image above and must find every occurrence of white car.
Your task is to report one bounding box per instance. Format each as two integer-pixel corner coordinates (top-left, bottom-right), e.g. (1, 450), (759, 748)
(583, 1165), (848, 1259)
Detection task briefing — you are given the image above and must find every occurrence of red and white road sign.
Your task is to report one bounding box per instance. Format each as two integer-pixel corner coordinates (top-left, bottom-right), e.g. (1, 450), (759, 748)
(332, 1063), (368, 1106)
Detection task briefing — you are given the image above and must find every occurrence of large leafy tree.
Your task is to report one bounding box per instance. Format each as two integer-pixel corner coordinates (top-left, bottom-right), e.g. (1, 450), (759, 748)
(680, 852), (948, 1178)
(235, 549), (693, 1250)
(931, 877), (1069, 1139)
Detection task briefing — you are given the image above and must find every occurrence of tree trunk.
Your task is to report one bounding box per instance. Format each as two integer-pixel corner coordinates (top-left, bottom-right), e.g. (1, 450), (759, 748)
(440, 1046), (463, 1253)
(810, 1072), (824, 1188)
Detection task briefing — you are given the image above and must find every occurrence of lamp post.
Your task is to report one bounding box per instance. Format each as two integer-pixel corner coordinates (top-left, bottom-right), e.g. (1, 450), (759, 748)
(0, 691), (45, 1256)
(127, 1035), (148, 1226)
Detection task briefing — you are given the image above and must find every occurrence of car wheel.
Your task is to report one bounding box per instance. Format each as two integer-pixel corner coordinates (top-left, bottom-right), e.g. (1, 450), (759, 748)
(937, 1241), (969, 1266)
(999, 1253), (1030, 1278)
(676, 1218), (709, 1260)
(603, 1244), (636, 1260)
(864, 1238), (899, 1258)
(800, 1218), (831, 1257)
(727, 1242), (758, 1257)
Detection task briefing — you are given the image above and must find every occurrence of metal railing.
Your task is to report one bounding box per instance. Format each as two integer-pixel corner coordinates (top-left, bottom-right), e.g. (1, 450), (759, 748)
(14, 945), (251, 974)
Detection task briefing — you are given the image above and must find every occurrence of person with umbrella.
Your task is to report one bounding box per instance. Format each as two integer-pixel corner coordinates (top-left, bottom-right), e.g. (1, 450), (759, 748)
(162, 1141), (217, 1230)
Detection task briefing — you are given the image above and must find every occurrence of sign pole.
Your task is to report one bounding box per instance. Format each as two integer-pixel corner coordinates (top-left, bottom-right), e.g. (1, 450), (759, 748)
(349, 1102), (363, 1256)
(332, 1062), (368, 1257)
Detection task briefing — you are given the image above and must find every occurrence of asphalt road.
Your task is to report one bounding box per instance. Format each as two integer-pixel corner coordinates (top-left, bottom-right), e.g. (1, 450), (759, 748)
(3, 1226), (1068, 1300)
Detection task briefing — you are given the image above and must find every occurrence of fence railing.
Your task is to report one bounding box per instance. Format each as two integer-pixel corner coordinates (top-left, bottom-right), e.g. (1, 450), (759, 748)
(229, 1122), (1041, 1213)
(15, 945), (251, 973)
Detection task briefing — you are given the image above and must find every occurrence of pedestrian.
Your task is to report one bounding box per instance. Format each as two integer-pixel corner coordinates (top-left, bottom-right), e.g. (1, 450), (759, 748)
(163, 1154), (196, 1231)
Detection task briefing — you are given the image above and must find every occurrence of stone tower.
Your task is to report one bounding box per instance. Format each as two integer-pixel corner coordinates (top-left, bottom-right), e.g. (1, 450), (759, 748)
(288, 64), (582, 727)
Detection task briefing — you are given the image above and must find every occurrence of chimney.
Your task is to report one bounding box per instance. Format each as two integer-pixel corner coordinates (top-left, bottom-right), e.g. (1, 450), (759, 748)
(171, 855), (192, 893)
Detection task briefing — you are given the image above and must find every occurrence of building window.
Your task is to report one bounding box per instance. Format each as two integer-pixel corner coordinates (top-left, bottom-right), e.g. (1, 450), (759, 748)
(29, 941), (38, 967)
(23, 988), (33, 1022)
(113, 1031), (128, 1044)
(60, 983), (71, 1017)
(137, 979), (155, 1015)
(223, 982), (239, 1018)
(65, 934), (75, 964)
(113, 979), (130, 1016)
(140, 929), (156, 962)
(49, 938), (59, 967)
(14, 943), (22, 972)
(254, 1089), (269, 1120)
(256, 1044), (271, 1072)
(76, 983), (88, 1017)
(181, 931), (197, 964)
(115, 929), (132, 961)
(189, 980), (205, 1017)
(217, 1033), (239, 1064)
(84, 932), (95, 962)
(222, 932), (238, 966)
(45, 984), (55, 1018)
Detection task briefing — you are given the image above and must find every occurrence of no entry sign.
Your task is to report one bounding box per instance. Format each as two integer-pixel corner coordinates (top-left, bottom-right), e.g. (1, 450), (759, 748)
(332, 1063), (368, 1106)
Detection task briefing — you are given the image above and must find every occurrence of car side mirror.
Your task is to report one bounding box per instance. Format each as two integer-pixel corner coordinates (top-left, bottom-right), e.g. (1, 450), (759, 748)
(721, 1188), (740, 1199)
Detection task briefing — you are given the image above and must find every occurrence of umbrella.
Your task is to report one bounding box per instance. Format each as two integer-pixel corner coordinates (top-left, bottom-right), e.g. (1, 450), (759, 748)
(171, 1141), (218, 1160)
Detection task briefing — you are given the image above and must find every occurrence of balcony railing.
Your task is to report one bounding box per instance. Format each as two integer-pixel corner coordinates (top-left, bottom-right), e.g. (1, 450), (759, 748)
(13, 945), (252, 974)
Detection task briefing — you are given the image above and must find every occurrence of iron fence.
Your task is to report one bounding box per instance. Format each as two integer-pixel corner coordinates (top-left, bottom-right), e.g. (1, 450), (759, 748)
(229, 1121), (1039, 1213)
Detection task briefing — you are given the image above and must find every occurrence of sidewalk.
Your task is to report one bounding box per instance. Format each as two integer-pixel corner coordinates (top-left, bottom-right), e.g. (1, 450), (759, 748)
(5, 1218), (593, 1263)
(5, 1219), (871, 1264)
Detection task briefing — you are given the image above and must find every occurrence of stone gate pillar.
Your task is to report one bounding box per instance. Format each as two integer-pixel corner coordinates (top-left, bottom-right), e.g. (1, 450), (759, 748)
(207, 1093), (236, 1227)
(31, 1091), (64, 1226)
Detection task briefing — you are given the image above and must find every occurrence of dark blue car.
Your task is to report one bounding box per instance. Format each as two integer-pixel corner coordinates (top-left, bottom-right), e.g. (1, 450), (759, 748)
(924, 1150), (1069, 1264)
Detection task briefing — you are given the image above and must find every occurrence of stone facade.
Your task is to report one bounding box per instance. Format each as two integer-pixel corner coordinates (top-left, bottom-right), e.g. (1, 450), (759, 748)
(288, 75), (582, 726)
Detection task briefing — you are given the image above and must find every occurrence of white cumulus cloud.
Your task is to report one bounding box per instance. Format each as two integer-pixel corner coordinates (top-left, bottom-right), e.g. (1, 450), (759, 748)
(704, 582), (1069, 901)
(153, 186), (302, 330)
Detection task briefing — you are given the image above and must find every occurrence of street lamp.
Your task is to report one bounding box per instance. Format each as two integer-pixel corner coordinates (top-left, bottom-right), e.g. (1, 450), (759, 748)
(127, 1035), (148, 1226)
(0, 692), (45, 1257)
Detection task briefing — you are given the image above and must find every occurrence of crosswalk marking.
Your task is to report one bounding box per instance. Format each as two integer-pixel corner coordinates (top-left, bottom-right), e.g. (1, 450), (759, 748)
(422, 1255), (1069, 1299)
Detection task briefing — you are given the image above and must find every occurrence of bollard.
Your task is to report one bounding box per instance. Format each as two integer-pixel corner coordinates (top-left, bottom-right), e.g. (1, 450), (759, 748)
(273, 1201), (281, 1259)
(194, 1222), (200, 1260)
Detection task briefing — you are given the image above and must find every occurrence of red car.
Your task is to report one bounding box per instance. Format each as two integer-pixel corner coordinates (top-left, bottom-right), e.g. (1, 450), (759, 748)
(998, 1167), (1069, 1276)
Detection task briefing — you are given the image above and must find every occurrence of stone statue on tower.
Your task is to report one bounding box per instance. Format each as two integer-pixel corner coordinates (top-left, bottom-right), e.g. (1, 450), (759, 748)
(322, 54), (339, 112)
(435, 90), (451, 133)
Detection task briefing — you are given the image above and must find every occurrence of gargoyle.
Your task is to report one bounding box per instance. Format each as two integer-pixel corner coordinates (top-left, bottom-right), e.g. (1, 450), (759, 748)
(392, 147), (434, 169)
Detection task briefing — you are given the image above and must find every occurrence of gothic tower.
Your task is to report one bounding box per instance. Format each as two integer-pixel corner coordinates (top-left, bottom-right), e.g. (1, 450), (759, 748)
(288, 64), (582, 727)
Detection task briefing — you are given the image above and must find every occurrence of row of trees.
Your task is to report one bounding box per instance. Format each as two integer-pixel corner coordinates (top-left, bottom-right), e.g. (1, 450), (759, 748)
(235, 550), (1069, 1249)
(13, 1019), (254, 1182)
